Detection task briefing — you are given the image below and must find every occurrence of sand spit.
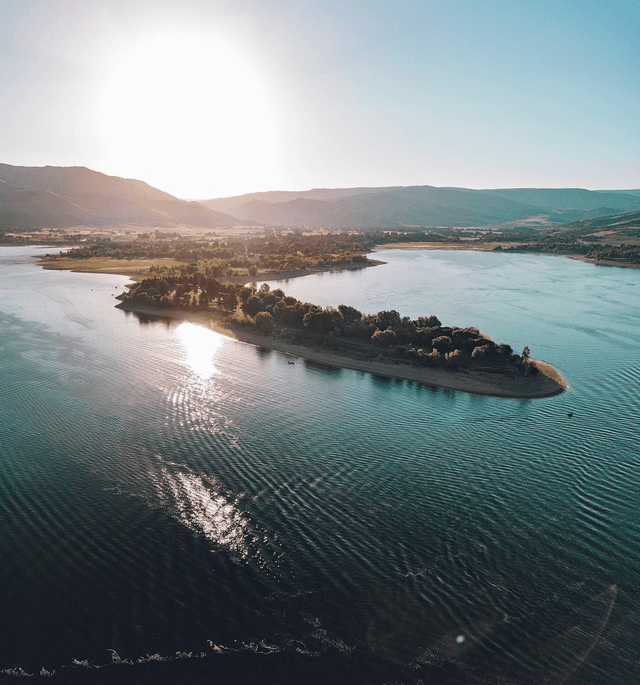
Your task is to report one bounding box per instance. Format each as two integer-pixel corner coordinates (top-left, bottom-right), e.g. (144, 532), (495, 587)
(115, 303), (566, 399)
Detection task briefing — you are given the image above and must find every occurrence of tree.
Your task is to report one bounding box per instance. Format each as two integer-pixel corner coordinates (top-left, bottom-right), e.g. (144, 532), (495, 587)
(254, 311), (275, 332)
(243, 294), (264, 317)
(472, 345), (489, 360)
(393, 317), (417, 343)
(218, 291), (237, 310)
(343, 320), (372, 338)
(447, 349), (462, 366)
(238, 286), (255, 302)
(451, 327), (481, 352)
(414, 326), (439, 346)
(248, 264), (258, 278)
(372, 328), (398, 347)
(200, 258), (229, 277)
(338, 304), (362, 324)
(373, 310), (402, 331)
(416, 315), (441, 328)
(303, 309), (339, 334)
(495, 343), (513, 357)
(432, 335), (453, 354)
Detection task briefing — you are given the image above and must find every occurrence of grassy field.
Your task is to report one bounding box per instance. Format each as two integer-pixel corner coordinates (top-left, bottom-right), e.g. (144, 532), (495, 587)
(39, 256), (257, 282)
(39, 256), (182, 281)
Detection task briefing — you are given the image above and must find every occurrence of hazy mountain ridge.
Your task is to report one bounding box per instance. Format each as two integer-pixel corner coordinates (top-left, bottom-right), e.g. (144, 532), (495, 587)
(0, 164), (249, 229)
(483, 188), (640, 212)
(3, 163), (639, 231)
(558, 209), (640, 232)
(198, 187), (400, 216)
(594, 189), (640, 198)
(203, 184), (640, 228)
(0, 183), (93, 229)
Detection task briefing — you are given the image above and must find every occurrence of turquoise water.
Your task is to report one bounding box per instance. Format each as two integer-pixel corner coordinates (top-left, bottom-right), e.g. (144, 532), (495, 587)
(1, 246), (639, 684)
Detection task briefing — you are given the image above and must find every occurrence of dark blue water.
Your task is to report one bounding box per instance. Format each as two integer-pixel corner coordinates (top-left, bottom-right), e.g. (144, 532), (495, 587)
(1, 246), (639, 684)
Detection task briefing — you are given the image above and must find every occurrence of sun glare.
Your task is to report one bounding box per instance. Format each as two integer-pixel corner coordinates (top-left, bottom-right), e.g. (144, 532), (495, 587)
(96, 31), (280, 197)
(175, 322), (225, 379)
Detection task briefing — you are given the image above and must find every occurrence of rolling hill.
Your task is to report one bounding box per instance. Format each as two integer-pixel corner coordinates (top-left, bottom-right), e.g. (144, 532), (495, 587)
(0, 164), (249, 229)
(202, 185), (640, 228)
(3, 162), (639, 231)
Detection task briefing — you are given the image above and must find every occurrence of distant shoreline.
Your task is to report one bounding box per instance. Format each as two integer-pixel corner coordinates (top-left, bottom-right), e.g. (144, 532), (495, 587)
(115, 302), (566, 399)
(374, 242), (640, 269)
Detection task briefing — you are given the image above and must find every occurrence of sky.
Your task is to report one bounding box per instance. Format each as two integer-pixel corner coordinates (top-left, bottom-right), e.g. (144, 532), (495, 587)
(1, 0), (639, 199)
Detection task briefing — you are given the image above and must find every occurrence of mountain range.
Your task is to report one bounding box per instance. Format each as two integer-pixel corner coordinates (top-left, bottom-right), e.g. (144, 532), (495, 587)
(201, 186), (640, 228)
(2, 163), (639, 230)
(0, 164), (247, 229)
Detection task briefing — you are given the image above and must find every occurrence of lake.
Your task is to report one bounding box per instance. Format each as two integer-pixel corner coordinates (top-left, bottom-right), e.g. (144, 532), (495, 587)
(1, 246), (639, 684)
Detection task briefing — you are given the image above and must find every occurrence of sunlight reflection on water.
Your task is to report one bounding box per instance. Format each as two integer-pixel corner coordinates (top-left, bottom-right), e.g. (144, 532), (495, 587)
(175, 322), (226, 379)
(151, 459), (250, 561)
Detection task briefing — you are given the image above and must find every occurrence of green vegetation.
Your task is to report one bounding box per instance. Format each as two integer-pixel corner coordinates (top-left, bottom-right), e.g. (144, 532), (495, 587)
(119, 270), (240, 311)
(372, 226), (640, 264)
(120, 275), (536, 377)
(60, 232), (375, 278)
(30, 226), (639, 270)
(8, 207), (639, 270)
(40, 256), (182, 281)
(29, 227), (552, 381)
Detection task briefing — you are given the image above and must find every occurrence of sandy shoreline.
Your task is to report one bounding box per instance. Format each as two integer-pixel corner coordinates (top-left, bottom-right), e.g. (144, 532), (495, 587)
(116, 302), (566, 399)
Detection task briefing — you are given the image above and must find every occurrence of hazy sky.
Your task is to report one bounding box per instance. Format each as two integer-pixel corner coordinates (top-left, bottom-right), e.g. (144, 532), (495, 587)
(1, 0), (638, 198)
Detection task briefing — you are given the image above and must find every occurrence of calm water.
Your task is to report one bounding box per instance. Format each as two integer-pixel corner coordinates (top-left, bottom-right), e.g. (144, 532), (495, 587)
(1, 246), (639, 684)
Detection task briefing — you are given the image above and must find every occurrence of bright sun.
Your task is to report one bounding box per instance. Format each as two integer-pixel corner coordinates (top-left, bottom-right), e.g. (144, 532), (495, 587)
(96, 31), (281, 197)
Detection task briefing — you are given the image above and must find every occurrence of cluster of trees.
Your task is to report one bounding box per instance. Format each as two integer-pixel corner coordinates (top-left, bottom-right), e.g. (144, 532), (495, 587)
(146, 257), (234, 279)
(499, 236), (593, 256)
(499, 239), (640, 264)
(65, 238), (242, 264)
(0, 231), (30, 245)
(23, 221), (640, 273)
(372, 230), (460, 244)
(120, 272), (245, 311)
(239, 283), (536, 373)
(233, 284), (531, 372)
(64, 233), (376, 276)
(240, 231), (373, 258)
(584, 245), (640, 264)
(0, 229), (79, 245)
(120, 273), (533, 374)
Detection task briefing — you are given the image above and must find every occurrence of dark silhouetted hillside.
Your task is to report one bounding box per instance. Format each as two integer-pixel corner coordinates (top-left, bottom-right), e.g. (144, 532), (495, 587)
(4, 163), (639, 231)
(0, 164), (249, 229)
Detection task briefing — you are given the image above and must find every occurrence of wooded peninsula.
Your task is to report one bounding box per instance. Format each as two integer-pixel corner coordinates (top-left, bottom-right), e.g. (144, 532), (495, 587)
(38, 232), (566, 398)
